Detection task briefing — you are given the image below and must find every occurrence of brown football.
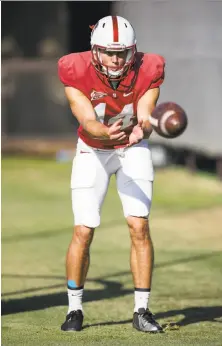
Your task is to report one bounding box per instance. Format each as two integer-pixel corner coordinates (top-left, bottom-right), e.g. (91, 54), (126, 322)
(149, 102), (188, 138)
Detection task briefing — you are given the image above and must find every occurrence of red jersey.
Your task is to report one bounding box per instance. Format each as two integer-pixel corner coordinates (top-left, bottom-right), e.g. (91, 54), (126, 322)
(58, 51), (165, 149)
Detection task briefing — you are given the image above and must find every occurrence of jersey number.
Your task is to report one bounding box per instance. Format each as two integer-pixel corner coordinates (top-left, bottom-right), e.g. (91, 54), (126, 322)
(94, 103), (135, 129)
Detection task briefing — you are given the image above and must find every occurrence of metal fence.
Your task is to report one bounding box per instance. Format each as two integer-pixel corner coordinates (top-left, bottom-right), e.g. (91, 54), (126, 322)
(1, 60), (77, 136)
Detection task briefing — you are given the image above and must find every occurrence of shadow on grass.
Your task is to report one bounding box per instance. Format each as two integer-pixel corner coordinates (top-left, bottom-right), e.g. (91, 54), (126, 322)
(2, 251), (221, 297)
(2, 286), (222, 328)
(156, 306), (222, 326)
(2, 252), (222, 328)
(1, 278), (132, 316)
(82, 305), (222, 329)
(2, 279), (222, 328)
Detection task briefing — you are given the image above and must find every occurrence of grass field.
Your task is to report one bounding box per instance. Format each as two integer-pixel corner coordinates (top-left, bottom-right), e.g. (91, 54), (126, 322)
(1, 157), (222, 345)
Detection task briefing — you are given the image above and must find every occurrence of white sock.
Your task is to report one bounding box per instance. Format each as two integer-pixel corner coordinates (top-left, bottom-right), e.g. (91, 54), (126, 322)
(67, 288), (84, 314)
(134, 289), (150, 312)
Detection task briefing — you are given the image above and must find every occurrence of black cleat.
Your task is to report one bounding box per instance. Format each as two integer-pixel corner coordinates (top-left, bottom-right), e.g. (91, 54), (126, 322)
(133, 308), (163, 333)
(61, 310), (84, 332)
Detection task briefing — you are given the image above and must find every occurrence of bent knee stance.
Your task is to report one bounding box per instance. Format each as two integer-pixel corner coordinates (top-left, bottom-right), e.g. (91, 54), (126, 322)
(127, 217), (151, 242)
(72, 225), (94, 247)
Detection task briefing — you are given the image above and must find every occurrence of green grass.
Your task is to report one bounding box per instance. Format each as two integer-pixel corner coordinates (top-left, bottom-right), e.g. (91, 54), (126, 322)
(2, 158), (222, 345)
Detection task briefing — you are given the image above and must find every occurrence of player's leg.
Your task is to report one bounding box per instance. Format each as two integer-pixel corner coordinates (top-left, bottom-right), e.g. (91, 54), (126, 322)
(127, 214), (154, 304)
(116, 140), (162, 333)
(127, 216), (163, 333)
(61, 141), (110, 332)
(61, 225), (94, 332)
(117, 178), (155, 315)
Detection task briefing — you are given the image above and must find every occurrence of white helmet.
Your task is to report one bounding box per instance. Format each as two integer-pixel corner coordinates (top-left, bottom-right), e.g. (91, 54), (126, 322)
(90, 16), (137, 80)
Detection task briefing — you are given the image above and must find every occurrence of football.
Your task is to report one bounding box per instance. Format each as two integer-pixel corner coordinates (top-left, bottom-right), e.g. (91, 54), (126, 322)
(149, 102), (188, 138)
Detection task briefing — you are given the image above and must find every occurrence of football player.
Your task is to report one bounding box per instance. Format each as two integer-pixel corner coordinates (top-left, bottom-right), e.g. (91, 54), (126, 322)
(58, 15), (165, 333)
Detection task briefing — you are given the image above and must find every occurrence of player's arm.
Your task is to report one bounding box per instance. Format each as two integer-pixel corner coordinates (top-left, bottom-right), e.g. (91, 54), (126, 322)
(64, 87), (126, 140)
(137, 87), (160, 138)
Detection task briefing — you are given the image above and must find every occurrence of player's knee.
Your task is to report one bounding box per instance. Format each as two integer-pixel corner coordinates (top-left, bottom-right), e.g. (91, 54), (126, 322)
(72, 225), (94, 247)
(127, 216), (151, 242)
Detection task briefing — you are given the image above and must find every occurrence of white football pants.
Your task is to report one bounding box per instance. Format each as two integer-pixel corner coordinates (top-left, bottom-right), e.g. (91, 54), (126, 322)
(71, 138), (154, 228)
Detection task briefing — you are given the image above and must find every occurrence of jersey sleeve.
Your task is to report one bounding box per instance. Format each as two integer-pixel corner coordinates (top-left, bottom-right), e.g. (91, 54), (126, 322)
(149, 54), (165, 89)
(58, 53), (89, 96)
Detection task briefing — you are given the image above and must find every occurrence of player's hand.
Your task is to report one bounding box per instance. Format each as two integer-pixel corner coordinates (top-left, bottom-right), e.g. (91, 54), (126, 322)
(126, 120), (144, 147)
(107, 119), (127, 141)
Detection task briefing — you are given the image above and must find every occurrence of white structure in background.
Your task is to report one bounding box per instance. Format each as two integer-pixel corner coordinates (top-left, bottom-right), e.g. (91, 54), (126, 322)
(113, 1), (222, 159)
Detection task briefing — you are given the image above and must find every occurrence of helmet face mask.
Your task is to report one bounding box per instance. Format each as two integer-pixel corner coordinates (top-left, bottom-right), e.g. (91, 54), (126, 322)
(90, 16), (137, 81)
(92, 46), (136, 80)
